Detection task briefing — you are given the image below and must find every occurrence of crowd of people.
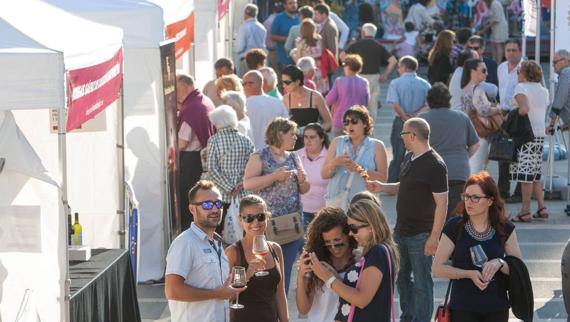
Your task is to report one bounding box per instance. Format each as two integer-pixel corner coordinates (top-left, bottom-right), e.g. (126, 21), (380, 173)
(164, 0), (570, 321)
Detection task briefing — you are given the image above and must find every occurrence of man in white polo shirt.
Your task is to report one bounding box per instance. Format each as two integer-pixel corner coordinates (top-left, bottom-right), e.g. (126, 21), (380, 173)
(165, 180), (245, 322)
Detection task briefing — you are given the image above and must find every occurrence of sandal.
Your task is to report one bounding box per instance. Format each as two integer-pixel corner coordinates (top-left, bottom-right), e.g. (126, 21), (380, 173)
(511, 212), (532, 223)
(533, 207), (549, 219)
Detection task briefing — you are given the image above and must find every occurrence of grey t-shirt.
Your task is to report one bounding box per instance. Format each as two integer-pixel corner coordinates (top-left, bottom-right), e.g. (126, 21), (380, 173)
(419, 108), (479, 181)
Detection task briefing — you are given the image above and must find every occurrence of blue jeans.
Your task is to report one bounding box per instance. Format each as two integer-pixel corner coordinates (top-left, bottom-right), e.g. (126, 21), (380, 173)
(302, 212), (315, 231)
(388, 117), (406, 183)
(281, 238), (304, 295)
(394, 232), (434, 322)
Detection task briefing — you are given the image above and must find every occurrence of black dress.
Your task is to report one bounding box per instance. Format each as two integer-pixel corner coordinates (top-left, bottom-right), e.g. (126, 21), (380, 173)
(427, 52), (454, 85)
(230, 240), (281, 322)
(289, 91), (320, 150)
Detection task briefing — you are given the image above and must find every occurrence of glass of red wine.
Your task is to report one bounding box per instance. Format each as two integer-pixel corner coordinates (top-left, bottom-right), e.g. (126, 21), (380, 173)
(230, 266), (246, 309)
(252, 235), (270, 277)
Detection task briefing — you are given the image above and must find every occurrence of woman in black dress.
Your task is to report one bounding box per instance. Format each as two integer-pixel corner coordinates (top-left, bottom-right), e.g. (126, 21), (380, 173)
(427, 29), (455, 85)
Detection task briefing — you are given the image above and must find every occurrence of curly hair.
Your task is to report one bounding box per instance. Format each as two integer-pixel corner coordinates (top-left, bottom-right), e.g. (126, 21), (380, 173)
(519, 60), (543, 83)
(454, 171), (509, 245)
(303, 207), (357, 295)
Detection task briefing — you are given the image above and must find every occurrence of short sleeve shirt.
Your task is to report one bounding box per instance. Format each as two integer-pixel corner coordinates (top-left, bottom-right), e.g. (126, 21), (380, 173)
(344, 38), (392, 74)
(335, 244), (394, 322)
(165, 224), (229, 322)
(395, 149), (448, 236)
(443, 216), (515, 312)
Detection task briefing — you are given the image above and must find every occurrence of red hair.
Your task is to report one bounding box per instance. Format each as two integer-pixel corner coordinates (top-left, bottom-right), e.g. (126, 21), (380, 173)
(454, 171), (509, 244)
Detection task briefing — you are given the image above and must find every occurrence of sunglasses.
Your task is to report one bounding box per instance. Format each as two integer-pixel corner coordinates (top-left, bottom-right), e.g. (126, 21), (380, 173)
(460, 193), (488, 203)
(241, 212), (266, 223)
(282, 79), (294, 85)
(553, 59), (565, 65)
(478, 68), (487, 74)
(325, 242), (346, 250)
(191, 199), (224, 210)
(343, 118), (360, 126)
(348, 223), (369, 234)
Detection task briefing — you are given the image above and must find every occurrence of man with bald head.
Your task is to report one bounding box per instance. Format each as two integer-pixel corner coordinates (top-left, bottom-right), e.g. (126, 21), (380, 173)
(243, 70), (289, 150)
(367, 117), (448, 322)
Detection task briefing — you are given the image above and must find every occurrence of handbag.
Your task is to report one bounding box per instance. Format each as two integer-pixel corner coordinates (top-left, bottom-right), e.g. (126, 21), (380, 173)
(222, 198), (243, 245)
(265, 152), (305, 245)
(434, 280), (452, 322)
(325, 144), (366, 211)
(468, 109), (503, 138)
(488, 132), (516, 162)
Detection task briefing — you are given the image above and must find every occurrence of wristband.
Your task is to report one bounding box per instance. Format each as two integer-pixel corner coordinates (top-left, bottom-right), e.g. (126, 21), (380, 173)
(497, 258), (505, 269)
(325, 276), (336, 288)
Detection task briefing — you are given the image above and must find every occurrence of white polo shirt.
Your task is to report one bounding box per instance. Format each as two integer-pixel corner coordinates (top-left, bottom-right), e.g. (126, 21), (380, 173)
(166, 223), (229, 322)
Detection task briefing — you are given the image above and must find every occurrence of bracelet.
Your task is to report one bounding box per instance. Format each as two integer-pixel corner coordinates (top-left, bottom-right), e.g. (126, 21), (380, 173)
(325, 276), (336, 288)
(497, 258), (505, 269)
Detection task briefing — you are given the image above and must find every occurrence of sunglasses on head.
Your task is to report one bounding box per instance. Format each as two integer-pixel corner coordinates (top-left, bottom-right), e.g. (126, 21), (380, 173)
(325, 242), (346, 250)
(192, 199), (224, 210)
(343, 118), (360, 126)
(348, 223), (369, 234)
(282, 79), (294, 85)
(241, 212), (266, 223)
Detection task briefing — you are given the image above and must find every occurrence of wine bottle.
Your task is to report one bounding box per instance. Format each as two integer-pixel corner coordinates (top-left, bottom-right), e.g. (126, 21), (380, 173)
(67, 212), (73, 246)
(73, 212), (83, 246)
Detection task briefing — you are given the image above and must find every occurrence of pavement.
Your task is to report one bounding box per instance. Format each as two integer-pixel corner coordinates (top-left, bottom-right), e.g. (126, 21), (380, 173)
(138, 63), (570, 321)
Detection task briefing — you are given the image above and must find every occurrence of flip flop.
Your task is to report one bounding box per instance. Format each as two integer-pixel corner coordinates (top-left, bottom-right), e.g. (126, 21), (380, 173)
(533, 207), (549, 219)
(511, 212), (532, 223)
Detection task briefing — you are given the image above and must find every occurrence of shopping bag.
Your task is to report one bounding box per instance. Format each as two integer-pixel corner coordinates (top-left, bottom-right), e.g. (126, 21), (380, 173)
(222, 199), (242, 245)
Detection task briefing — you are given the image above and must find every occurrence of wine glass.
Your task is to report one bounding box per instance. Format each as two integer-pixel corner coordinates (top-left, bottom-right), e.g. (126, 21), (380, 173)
(230, 266), (246, 309)
(252, 235), (270, 277)
(470, 244), (488, 269)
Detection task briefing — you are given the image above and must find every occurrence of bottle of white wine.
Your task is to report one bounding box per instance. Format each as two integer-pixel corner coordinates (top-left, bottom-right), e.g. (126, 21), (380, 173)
(73, 212), (83, 246)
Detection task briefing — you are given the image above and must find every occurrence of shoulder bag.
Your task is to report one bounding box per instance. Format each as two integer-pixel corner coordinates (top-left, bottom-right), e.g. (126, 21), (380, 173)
(467, 85), (503, 138)
(434, 281), (452, 322)
(265, 152), (305, 245)
(488, 132), (516, 162)
(325, 144), (367, 211)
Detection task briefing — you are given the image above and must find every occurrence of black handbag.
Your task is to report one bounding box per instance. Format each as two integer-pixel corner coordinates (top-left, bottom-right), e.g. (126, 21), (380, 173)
(488, 132), (516, 162)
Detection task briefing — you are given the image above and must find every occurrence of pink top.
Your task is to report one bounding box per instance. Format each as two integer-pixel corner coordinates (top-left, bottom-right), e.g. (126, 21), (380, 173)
(298, 147), (328, 213)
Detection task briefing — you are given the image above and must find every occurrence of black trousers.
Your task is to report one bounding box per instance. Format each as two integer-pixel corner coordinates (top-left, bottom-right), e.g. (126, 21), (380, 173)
(498, 161), (521, 198)
(451, 309), (509, 322)
(179, 151), (202, 231)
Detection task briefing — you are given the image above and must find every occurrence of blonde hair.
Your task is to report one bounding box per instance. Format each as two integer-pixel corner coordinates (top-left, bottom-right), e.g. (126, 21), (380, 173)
(215, 74), (244, 95)
(300, 18), (319, 47)
(347, 199), (399, 273)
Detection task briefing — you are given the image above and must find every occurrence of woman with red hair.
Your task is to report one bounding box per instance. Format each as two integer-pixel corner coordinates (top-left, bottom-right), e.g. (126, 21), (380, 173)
(432, 171), (522, 322)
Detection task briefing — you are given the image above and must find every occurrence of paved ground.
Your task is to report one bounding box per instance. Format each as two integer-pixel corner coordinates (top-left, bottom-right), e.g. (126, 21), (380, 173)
(138, 64), (570, 321)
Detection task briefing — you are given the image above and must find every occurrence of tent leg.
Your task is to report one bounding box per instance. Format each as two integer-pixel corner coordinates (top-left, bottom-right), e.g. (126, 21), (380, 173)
(118, 83), (126, 249)
(58, 103), (70, 322)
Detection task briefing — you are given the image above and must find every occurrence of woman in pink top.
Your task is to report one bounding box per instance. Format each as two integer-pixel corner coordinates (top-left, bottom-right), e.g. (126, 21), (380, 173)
(326, 54), (370, 136)
(297, 123), (330, 229)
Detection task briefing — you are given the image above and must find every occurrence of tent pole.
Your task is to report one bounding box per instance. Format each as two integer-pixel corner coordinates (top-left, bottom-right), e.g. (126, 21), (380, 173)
(58, 100), (70, 322)
(549, 0), (556, 98)
(118, 80), (126, 249)
(535, 0), (541, 62)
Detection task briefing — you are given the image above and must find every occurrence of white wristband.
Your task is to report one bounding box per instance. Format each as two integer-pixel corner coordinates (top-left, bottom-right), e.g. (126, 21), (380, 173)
(325, 276), (336, 288)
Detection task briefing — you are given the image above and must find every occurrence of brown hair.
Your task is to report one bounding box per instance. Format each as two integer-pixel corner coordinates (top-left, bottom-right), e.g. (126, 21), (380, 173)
(343, 105), (374, 136)
(343, 54), (363, 73)
(300, 19), (319, 47)
(245, 48), (267, 70)
(519, 60), (543, 83)
(188, 180), (217, 203)
(264, 117), (297, 147)
(428, 30), (455, 65)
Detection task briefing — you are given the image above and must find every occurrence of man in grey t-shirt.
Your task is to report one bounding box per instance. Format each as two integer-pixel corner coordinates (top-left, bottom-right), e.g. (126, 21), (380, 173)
(420, 83), (480, 217)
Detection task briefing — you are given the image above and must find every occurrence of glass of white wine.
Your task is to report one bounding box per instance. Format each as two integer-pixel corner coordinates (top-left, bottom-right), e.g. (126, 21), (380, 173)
(252, 235), (270, 277)
(230, 266), (246, 309)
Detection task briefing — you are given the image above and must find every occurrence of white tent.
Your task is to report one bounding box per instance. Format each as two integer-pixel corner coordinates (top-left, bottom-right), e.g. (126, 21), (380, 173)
(46, 0), (171, 281)
(0, 1), (123, 321)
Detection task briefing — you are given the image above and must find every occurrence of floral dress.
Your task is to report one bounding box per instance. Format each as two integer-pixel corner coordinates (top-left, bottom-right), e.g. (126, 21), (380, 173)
(257, 147), (302, 217)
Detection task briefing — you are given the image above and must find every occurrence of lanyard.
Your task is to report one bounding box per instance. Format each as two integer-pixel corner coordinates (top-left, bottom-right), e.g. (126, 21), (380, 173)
(208, 239), (224, 285)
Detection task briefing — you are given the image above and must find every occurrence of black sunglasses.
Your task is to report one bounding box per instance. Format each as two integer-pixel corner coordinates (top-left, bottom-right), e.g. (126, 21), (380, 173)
(241, 212), (266, 223)
(191, 199), (224, 210)
(348, 223), (369, 234)
(460, 193), (488, 203)
(282, 79), (294, 85)
(479, 68), (487, 74)
(343, 118), (360, 126)
(325, 242), (346, 250)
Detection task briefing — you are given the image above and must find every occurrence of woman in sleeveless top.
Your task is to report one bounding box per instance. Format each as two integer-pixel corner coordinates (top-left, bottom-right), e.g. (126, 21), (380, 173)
(225, 195), (288, 322)
(296, 207), (356, 322)
(244, 118), (310, 294)
(281, 65), (332, 150)
(322, 106), (388, 210)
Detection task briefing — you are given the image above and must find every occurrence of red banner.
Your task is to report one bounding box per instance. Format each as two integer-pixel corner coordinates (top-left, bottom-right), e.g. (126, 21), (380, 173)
(66, 49), (123, 132)
(165, 11), (195, 59)
(218, 0), (229, 20)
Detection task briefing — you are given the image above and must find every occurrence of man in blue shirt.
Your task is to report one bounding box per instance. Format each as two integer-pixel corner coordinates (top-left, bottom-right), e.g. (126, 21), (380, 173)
(386, 56), (431, 182)
(234, 4), (267, 76)
(270, 0), (299, 69)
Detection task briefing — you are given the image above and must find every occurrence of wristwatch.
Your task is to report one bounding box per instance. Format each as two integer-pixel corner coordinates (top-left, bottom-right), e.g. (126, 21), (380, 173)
(497, 258), (505, 269)
(325, 276), (337, 288)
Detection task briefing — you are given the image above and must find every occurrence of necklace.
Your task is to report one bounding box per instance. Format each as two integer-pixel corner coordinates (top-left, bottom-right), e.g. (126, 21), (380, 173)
(465, 220), (495, 241)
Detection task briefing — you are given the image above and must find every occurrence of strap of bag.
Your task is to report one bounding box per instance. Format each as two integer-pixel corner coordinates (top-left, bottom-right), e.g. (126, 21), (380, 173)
(382, 244), (396, 322)
(443, 279), (452, 309)
(342, 140), (368, 192)
(347, 256), (366, 322)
